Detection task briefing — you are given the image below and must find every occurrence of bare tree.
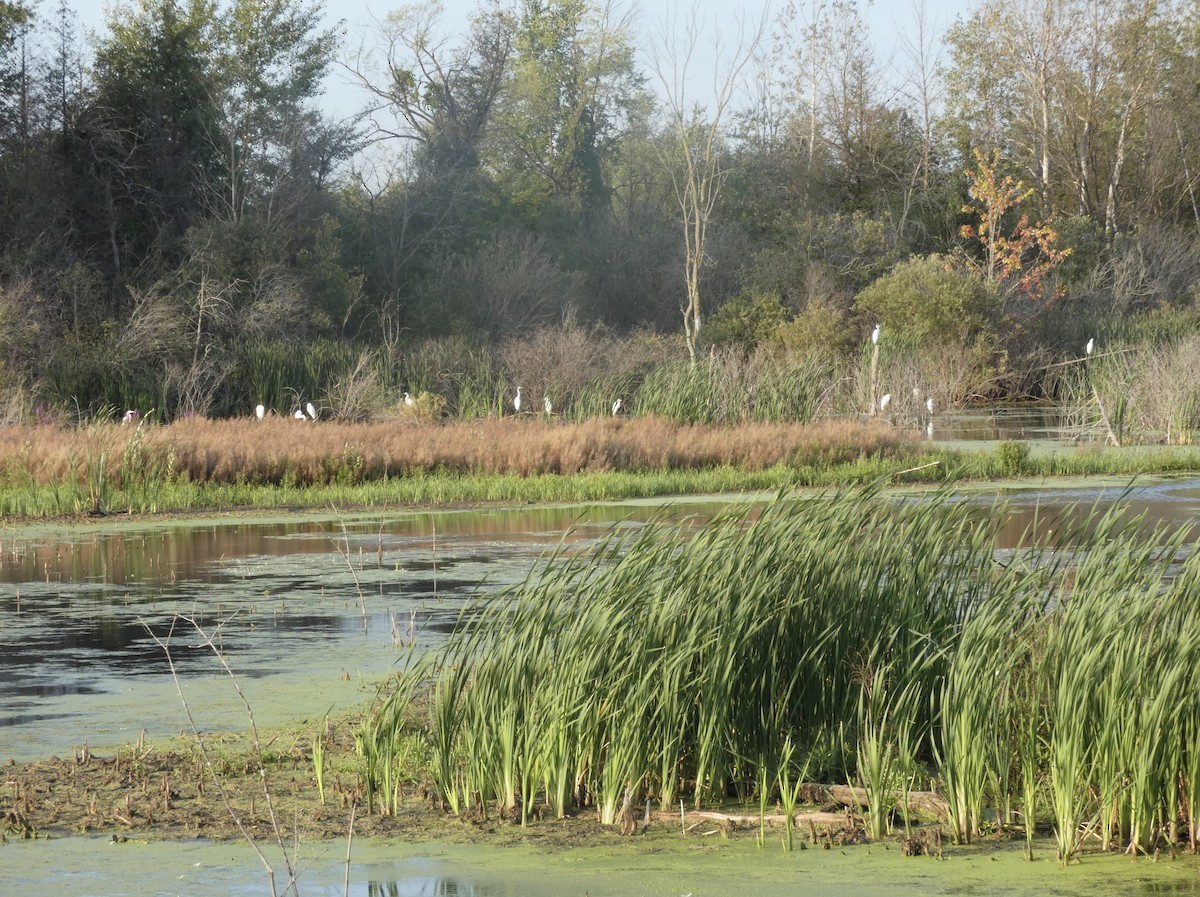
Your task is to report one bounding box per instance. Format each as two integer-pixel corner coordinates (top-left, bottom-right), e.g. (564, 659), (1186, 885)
(648, 2), (765, 362)
(896, 0), (944, 196)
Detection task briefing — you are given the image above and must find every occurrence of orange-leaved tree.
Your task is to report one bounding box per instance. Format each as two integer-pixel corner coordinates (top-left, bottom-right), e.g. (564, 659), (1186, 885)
(959, 148), (1070, 303)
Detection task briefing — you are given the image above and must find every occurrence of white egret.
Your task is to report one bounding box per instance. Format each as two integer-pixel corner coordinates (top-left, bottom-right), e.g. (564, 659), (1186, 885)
(404, 392), (414, 408)
(255, 404), (265, 420)
(1086, 337), (1095, 356)
(612, 398), (622, 416)
(543, 395), (552, 415)
(880, 393), (891, 411)
(121, 409), (139, 426)
(926, 397), (934, 415)
(513, 386), (522, 414)
(871, 323), (880, 345)
(306, 401), (317, 421)
(293, 409), (306, 420)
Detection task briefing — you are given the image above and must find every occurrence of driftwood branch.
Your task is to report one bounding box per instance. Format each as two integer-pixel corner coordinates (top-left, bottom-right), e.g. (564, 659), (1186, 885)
(805, 783), (950, 819)
(676, 809), (852, 827)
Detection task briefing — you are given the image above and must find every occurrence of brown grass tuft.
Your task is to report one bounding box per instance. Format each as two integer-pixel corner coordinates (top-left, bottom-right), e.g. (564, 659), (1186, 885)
(0, 417), (915, 487)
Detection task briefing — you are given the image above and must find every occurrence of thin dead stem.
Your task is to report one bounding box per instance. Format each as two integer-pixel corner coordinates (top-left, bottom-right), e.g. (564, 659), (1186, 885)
(142, 614), (299, 897)
(344, 803), (356, 897)
(330, 506), (368, 632)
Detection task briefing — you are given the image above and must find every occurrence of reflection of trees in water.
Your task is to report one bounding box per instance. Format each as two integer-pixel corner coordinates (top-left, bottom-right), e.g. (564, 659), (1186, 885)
(367, 878), (485, 897)
(0, 503), (648, 589)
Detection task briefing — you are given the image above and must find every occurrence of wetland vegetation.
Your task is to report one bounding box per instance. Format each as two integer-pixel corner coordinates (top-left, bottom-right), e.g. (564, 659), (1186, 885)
(6, 411), (1200, 519)
(10, 476), (1200, 872)
(349, 488), (1200, 865)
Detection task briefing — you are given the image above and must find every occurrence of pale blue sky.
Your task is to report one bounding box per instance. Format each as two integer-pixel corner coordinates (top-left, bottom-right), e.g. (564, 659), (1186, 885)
(66, 0), (975, 129)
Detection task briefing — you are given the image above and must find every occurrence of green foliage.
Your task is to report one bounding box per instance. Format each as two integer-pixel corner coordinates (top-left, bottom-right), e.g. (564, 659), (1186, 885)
(994, 440), (1030, 475)
(90, 0), (225, 268)
(231, 339), (360, 417)
(771, 297), (853, 357)
(1053, 215), (1106, 286)
(705, 289), (789, 350)
(854, 254), (992, 346)
(397, 390), (445, 422)
(43, 333), (163, 417)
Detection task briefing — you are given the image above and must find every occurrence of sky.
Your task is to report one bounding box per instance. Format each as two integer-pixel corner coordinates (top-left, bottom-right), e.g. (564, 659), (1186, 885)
(64, 0), (975, 130)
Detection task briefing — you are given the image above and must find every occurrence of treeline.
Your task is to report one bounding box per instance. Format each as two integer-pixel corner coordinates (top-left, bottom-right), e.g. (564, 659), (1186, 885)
(0, 0), (1199, 422)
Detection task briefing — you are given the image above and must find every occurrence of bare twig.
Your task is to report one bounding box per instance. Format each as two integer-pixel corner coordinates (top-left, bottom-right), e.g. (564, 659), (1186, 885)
(344, 803), (357, 897)
(330, 505), (368, 632)
(142, 614), (299, 897)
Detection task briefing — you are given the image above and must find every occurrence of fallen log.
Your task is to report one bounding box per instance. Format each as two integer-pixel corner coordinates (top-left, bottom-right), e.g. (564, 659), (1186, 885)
(803, 783), (949, 819)
(680, 809), (851, 827)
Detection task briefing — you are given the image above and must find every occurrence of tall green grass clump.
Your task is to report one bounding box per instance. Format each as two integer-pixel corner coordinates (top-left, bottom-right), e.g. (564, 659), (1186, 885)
(362, 487), (998, 828)
(633, 353), (833, 424)
(358, 485), (1200, 862)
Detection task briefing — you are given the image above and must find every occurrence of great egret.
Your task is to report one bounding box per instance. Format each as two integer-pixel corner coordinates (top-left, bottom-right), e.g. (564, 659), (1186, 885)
(293, 409), (306, 420)
(1086, 337), (1095, 356)
(514, 386), (522, 414)
(306, 402), (317, 421)
(926, 397), (934, 415)
(543, 395), (552, 415)
(121, 409), (139, 426)
(880, 393), (891, 411)
(871, 323), (881, 345)
(612, 398), (622, 416)
(255, 404), (265, 420)
(404, 392), (414, 408)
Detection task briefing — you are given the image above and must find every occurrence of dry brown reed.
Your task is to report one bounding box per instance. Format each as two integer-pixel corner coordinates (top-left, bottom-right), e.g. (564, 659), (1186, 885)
(0, 416), (913, 486)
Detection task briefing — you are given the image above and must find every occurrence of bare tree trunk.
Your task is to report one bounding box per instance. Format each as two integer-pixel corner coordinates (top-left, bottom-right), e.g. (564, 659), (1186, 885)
(650, 5), (764, 362)
(1105, 93), (1137, 241)
(1177, 121), (1200, 228)
(1076, 116), (1090, 215)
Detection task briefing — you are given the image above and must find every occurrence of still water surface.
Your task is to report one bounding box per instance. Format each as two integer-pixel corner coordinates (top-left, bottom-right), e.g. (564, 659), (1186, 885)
(5, 478), (1200, 763)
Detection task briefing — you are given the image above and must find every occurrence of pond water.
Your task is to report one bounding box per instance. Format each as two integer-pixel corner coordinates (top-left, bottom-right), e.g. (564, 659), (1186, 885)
(6, 827), (1200, 897)
(4, 478), (1200, 895)
(5, 479), (1200, 764)
(926, 404), (1075, 444)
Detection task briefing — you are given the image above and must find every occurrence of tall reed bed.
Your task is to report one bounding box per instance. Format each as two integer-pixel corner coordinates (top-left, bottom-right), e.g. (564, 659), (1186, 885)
(364, 489), (994, 827)
(360, 488), (1200, 862)
(632, 353), (840, 424)
(230, 340), (366, 416)
(1040, 333), (1200, 446)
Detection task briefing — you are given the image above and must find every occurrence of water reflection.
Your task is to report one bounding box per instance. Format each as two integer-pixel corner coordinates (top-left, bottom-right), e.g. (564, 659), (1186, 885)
(359, 878), (498, 897)
(926, 405), (1073, 443)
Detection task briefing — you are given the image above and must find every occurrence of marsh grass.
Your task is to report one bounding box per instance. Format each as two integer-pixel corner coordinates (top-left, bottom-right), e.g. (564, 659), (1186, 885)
(366, 488), (988, 835)
(0, 417), (917, 516)
(357, 487), (1200, 863)
(5, 414), (1200, 518)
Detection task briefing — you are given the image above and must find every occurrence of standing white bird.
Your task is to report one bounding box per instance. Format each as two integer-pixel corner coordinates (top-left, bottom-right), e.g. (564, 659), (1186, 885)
(404, 392), (414, 408)
(926, 397), (934, 416)
(306, 401), (317, 421)
(121, 409), (139, 426)
(880, 393), (891, 411)
(543, 395), (552, 415)
(513, 386), (522, 414)
(255, 404), (265, 420)
(1086, 337), (1095, 356)
(293, 409), (306, 420)
(612, 398), (622, 416)
(871, 323), (881, 345)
